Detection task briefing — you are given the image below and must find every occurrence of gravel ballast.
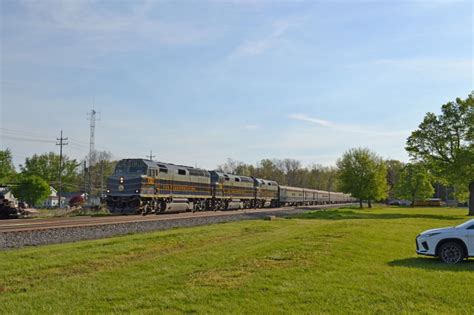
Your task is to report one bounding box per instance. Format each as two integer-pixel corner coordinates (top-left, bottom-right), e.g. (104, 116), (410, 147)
(0, 205), (347, 249)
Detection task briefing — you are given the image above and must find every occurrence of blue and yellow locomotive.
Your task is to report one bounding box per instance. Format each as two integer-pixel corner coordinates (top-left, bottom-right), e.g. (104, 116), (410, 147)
(106, 158), (354, 215)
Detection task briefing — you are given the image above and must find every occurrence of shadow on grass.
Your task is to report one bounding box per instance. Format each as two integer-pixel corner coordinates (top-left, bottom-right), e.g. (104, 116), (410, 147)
(388, 257), (474, 271)
(290, 210), (462, 221)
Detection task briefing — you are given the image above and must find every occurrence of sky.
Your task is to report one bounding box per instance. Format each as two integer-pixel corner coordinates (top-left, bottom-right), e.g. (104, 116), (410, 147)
(1, 0), (472, 170)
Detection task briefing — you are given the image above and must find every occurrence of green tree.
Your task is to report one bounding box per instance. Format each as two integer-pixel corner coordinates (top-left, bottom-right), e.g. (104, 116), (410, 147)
(80, 151), (116, 195)
(337, 148), (388, 208)
(256, 159), (286, 184)
(396, 163), (434, 206)
(12, 175), (50, 206)
(307, 164), (339, 191)
(20, 152), (80, 192)
(234, 163), (256, 177)
(280, 159), (302, 186)
(0, 149), (16, 184)
(386, 160), (404, 200)
(406, 93), (474, 215)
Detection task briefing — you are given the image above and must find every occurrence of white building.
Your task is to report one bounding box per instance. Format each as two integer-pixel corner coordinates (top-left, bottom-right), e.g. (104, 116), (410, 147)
(42, 186), (66, 208)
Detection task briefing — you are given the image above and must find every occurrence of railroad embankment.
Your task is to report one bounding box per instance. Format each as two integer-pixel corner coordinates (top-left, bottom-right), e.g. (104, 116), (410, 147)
(0, 205), (350, 249)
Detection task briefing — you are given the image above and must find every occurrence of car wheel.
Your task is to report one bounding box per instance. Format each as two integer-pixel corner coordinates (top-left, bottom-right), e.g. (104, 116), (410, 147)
(439, 242), (464, 264)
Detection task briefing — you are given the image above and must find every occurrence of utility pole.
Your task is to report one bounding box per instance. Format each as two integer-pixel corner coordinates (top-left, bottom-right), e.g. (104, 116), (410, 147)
(147, 150), (155, 161)
(56, 130), (68, 208)
(87, 109), (99, 196)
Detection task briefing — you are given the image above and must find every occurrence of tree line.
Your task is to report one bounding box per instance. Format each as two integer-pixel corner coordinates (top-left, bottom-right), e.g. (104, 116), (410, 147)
(0, 150), (116, 206)
(219, 93), (474, 214)
(1, 93), (472, 213)
(217, 158), (339, 192)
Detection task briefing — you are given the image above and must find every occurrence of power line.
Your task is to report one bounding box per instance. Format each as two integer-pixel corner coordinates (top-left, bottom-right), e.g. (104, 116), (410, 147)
(0, 127), (55, 138)
(0, 135), (56, 144)
(56, 130), (68, 208)
(68, 137), (90, 145)
(2, 126), (138, 162)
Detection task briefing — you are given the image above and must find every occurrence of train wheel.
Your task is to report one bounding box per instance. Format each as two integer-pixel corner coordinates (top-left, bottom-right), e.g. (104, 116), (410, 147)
(193, 201), (202, 212)
(156, 201), (166, 214)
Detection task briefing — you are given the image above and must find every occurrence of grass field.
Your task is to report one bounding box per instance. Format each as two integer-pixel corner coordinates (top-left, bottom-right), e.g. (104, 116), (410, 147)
(1, 206), (473, 314)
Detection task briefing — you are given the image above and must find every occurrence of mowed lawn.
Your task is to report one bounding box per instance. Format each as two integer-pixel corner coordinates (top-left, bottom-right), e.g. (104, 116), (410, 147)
(1, 207), (473, 314)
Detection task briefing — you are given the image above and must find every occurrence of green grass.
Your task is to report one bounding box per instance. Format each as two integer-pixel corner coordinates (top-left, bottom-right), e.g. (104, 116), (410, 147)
(1, 206), (473, 314)
(35, 207), (110, 218)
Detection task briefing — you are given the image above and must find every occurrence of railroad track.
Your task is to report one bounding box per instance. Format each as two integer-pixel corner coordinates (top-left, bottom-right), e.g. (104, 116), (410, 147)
(0, 204), (354, 249)
(0, 205), (301, 233)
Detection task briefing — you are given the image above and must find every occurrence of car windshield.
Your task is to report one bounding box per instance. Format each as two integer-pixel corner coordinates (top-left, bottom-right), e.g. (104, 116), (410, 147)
(455, 219), (474, 229)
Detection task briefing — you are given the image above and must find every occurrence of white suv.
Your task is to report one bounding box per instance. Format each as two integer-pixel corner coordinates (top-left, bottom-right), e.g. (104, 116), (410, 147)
(416, 219), (474, 264)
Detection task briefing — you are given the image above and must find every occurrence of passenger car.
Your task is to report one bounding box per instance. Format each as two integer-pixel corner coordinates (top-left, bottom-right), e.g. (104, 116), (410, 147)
(416, 219), (474, 263)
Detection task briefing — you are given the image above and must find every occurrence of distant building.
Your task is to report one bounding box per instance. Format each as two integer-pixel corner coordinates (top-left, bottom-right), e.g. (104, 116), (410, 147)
(43, 186), (66, 208)
(42, 190), (101, 208)
(433, 183), (458, 206)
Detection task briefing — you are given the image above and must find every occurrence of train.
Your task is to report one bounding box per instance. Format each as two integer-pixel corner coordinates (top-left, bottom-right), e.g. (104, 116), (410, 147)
(106, 158), (355, 215)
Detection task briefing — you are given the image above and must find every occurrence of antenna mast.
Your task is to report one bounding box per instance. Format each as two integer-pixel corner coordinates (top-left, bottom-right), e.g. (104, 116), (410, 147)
(88, 109), (97, 161)
(147, 150), (156, 161)
(87, 108), (100, 195)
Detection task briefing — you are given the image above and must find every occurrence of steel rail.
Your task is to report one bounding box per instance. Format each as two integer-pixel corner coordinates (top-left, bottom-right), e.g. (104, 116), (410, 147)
(0, 205), (304, 233)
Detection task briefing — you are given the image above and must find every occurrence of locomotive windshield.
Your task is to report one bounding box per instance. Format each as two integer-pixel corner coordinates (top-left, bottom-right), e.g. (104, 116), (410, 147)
(114, 159), (147, 174)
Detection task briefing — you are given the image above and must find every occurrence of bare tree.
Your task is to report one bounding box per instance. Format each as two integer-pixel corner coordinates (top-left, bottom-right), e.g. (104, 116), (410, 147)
(217, 158), (245, 174)
(281, 159), (301, 186)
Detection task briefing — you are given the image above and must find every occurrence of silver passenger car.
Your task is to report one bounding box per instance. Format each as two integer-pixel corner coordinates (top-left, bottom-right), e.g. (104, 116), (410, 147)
(279, 186), (305, 206)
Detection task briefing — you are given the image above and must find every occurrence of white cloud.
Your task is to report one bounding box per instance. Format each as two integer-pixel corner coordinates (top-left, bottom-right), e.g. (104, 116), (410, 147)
(231, 20), (291, 57)
(288, 114), (334, 127)
(8, 0), (212, 56)
(289, 113), (411, 136)
(1, 0), (216, 80)
(19, 0), (145, 33)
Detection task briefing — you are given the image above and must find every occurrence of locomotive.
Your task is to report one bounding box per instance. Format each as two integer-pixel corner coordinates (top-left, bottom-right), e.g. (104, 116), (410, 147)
(106, 158), (354, 215)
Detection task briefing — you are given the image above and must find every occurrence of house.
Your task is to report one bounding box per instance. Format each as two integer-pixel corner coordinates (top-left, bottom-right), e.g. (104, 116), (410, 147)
(42, 186), (66, 208)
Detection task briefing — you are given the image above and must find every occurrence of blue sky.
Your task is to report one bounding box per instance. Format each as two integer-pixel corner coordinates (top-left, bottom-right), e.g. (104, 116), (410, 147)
(1, 0), (472, 170)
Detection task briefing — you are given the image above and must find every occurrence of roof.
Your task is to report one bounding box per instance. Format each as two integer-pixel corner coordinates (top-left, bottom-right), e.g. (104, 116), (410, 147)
(279, 185), (305, 192)
(121, 158), (210, 177)
(253, 178), (279, 186)
(210, 171), (254, 183)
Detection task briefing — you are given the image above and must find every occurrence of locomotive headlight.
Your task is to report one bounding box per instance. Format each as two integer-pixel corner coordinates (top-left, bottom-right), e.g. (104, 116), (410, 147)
(119, 177), (124, 184)
(106, 189), (110, 193)
(135, 189), (140, 193)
